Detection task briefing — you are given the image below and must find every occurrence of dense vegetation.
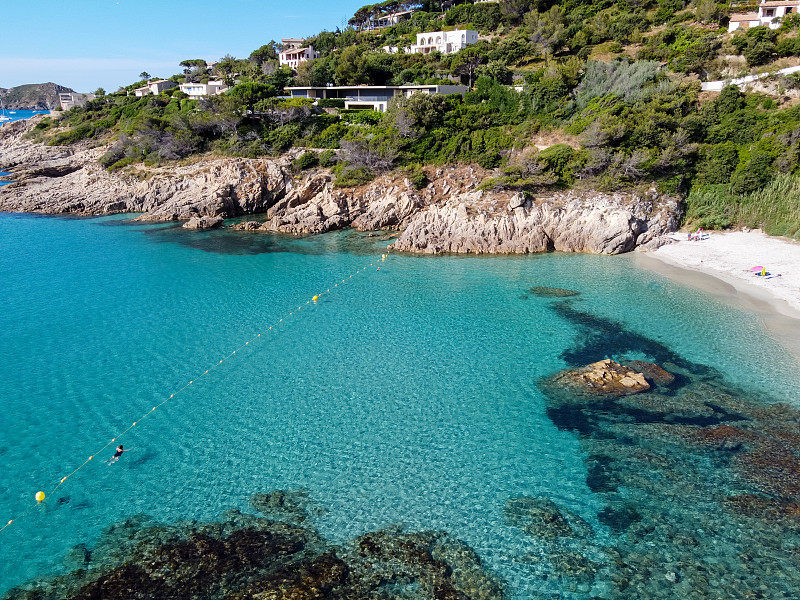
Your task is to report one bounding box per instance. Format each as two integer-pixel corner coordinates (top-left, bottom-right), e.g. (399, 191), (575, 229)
(28, 0), (800, 238)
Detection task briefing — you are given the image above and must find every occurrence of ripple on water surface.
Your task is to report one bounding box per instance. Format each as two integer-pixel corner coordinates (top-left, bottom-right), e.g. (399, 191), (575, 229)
(0, 215), (799, 599)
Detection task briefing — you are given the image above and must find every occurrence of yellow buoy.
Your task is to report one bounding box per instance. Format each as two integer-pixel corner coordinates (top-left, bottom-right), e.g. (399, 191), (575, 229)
(312, 295), (318, 302)
(35, 491), (45, 503)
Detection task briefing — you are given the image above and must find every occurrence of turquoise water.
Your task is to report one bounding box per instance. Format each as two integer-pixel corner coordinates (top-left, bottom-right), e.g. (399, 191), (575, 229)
(0, 109), (50, 125)
(1, 212), (799, 597)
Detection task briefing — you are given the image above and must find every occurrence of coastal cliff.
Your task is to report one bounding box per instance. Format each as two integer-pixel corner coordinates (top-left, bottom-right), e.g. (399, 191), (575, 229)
(0, 117), (679, 254)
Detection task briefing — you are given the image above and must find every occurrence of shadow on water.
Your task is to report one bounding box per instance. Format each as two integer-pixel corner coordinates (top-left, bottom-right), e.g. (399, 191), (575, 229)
(141, 225), (394, 256)
(550, 299), (717, 379)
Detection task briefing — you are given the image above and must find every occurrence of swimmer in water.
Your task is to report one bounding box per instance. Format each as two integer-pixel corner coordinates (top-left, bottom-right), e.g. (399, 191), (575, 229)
(107, 445), (130, 464)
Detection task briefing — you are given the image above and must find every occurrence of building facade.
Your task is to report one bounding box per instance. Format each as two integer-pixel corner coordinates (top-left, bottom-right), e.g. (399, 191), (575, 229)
(285, 84), (469, 112)
(178, 80), (228, 98)
(133, 79), (178, 97)
(728, 0), (799, 31)
(384, 30), (479, 55)
(279, 39), (320, 70)
(58, 92), (96, 110)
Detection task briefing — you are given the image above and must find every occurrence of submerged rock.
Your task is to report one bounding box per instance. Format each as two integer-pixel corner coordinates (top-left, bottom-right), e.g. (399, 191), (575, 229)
(4, 500), (504, 600)
(504, 497), (581, 539)
(625, 360), (676, 387)
(529, 286), (580, 298)
(249, 489), (328, 524)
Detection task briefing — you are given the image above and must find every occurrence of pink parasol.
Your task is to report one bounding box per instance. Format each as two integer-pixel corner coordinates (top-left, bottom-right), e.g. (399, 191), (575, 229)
(750, 266), (765, 272)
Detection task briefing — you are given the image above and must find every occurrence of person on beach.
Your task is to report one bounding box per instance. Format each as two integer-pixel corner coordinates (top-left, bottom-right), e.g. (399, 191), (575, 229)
(107, 445), (129, 464)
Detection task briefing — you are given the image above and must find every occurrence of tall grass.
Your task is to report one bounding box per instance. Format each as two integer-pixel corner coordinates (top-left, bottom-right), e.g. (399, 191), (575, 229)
(685, 175), (800, 240)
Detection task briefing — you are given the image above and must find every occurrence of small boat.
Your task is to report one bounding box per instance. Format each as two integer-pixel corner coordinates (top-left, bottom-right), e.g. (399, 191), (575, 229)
(0, 100), (11, 122)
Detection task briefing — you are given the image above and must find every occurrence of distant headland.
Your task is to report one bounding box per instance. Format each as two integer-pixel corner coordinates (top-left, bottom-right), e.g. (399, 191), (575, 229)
(0, 83), (74, 110)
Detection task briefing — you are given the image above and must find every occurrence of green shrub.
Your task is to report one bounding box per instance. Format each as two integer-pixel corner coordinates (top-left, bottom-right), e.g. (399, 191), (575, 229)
(333, 165), (374, 187)
(293, 151), (319, 171)
(340, 109), (382, 125)
(317, 98), (346, 108)
(318, 149), (337, 167)
(403, 164), (429, 189)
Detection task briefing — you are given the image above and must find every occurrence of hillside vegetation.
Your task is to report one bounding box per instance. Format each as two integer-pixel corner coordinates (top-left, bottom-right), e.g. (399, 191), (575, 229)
(27, 0), (800, 238)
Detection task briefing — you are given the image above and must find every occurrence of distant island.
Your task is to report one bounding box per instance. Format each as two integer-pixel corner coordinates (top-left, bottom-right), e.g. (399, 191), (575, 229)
(0, 82), (73, 110)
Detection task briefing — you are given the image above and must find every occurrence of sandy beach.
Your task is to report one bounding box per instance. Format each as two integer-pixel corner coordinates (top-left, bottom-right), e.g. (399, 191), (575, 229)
(635, 230), (800, 360)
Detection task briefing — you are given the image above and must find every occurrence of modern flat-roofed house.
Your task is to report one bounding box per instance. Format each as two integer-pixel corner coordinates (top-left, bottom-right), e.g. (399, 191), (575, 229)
(133, 79), (178, 97)
(285, 84), (469, 112)
(179, 80), (228, 98)
(279, 39), (320, 70)
(729, 0), (799, 30)
(370, 9), (415, 29)
(59, 92), (96, 110)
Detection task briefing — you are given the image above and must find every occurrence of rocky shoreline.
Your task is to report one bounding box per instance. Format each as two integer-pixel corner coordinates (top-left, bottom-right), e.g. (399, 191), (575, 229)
(0, 117), (680, 255)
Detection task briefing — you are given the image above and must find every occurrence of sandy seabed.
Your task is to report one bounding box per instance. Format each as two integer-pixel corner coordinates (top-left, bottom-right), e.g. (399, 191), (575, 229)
(635, 230), (800, 361)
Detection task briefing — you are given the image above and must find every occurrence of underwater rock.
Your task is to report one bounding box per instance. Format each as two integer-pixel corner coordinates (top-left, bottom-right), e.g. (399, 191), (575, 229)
(529, 286), (580, 298)
(724, 495), (800, 521)
(5, 501), (503, 600)
(552, 359), (650, 397)
(616, 392), (717, 421)
(598, 504), (642, 532)
(545, 548), (601, 584)
(249, 489), (328, 524)
(735, 443), (800, 502)
(504, 497), (578, 539)
(625, 360), (676, 387)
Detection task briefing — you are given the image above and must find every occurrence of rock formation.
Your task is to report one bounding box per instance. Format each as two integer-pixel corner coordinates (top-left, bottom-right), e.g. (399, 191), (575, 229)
(1, 116), (681, 255)
(551, 359), (651, 397)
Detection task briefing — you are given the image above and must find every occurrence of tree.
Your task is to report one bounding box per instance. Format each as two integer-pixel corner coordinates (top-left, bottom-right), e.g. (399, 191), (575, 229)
(94, 87), (106, 97)
(249, 43), (279, 65)
(525, 6), (566, 65)
(139, 72), (151, 81)
(180, 59), (209, 82)
(451, 47), (487, 88)
(335, 45), (369, 85)
(228, 82), (277, 113)
(500, 0), (532, 20)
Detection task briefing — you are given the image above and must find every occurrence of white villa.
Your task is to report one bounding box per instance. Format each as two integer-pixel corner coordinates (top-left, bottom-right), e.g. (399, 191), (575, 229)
(285, 84), (469, 112)
(133, 79), (178, 97)
(729, 0), (799, 31)
(383, 29), (478, 55)
(279, 39), (320, 70)
(179, 80), (228, 98)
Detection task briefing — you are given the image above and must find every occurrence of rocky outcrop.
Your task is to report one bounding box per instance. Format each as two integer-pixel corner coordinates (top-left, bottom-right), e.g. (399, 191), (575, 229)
(183, 215), (224, 229)
(1, 117), (681, 254)
(552, 359), (651, 397)
(392, 187), (679, 255)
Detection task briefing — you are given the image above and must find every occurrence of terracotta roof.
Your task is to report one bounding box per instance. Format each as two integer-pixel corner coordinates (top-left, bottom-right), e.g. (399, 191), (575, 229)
(730, 12), (760, 20)
(759, 1), (799, 6)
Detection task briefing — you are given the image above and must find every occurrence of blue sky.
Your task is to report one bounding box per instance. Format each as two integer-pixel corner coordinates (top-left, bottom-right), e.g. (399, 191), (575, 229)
(0, 0), (366, 92)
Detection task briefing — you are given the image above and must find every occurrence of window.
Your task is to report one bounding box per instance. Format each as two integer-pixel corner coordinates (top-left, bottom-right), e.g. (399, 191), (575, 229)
(765, 8), (775, 16)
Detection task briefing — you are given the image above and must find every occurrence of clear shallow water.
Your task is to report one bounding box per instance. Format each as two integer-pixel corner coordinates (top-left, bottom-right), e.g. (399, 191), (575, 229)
(1, 213), (799, 597)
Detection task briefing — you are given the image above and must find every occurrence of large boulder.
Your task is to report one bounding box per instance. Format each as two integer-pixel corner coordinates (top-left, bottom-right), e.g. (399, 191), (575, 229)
(553, 359), (651, 397)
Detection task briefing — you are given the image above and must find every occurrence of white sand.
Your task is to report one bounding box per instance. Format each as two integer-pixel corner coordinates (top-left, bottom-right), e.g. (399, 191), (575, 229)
(635, 230), (800, 362)
(649, 231), (800, 316)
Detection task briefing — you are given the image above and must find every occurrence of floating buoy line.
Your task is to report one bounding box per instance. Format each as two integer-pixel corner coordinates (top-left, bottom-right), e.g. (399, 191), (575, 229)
(0, 253), (391, 536)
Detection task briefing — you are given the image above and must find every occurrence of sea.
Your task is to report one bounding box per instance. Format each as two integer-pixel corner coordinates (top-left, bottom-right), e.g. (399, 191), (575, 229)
(1, 212), (799, 598)
(0, 109), (50, 125)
